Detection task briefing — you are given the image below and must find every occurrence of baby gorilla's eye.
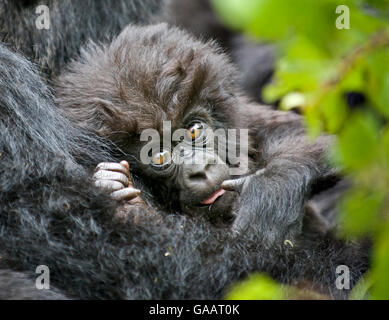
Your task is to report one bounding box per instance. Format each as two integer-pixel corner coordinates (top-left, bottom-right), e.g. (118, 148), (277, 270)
(187, 123), (204, 141)
(152, 150), (171, 167)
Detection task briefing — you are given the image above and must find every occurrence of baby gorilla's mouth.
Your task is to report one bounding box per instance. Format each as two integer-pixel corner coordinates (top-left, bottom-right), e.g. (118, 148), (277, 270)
(200, 188), (226, 205)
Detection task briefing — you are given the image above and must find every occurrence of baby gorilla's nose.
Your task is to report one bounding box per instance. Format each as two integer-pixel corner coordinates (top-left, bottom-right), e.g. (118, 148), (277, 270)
(182, 153), (229, 191)
(187, 163), (211, 181)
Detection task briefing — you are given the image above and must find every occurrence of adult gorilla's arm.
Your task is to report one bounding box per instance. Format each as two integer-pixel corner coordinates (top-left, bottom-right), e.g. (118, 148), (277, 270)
(0, 270), (68, 300)
(0, 0), (163, 78)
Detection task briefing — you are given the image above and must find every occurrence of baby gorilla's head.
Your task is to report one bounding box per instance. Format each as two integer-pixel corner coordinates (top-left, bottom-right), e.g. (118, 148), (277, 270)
(56, 23), (245, 222)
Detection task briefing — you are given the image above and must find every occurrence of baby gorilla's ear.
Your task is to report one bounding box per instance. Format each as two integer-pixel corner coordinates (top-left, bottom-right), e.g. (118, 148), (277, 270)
(79, 97), (138, 137)
(94, 99), (131, 133)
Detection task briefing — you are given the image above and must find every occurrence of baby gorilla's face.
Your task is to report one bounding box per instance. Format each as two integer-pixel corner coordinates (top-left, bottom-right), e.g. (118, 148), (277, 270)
(56, 23), (242, 222)
(133, 118), (238, 223)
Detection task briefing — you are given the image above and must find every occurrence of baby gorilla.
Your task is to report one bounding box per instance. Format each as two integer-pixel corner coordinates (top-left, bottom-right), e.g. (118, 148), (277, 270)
(55, 23), (336, 245)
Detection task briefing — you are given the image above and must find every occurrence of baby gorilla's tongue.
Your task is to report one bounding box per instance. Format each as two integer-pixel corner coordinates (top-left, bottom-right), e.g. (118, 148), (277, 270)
(201, 188), (226, 205)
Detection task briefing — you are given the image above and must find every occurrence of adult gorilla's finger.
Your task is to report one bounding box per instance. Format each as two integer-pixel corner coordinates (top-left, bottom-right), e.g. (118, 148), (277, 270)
(93, 170), (129, 186)
(111, 187), (141, 201)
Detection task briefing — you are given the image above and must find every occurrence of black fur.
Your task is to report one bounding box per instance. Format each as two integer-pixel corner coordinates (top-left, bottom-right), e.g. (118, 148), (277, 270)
(0, 270), (67, 300)
(0, 0), (162, 78)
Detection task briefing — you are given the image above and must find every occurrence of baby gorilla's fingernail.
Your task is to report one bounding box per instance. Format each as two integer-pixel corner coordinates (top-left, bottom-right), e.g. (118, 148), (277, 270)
(120, 160), (130, 170)
(221, 181), (235, 191)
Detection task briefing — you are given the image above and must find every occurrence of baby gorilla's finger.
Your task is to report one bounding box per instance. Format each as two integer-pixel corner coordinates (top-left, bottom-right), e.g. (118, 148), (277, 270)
(95, 162), (129, 176)
(111, 187), (141, 201)
(95, 179), (125, 192)
(93, 170), (129, 186)
(221, 177), (246, 193)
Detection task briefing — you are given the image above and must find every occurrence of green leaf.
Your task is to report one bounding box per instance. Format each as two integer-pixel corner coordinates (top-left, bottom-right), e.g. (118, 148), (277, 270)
(320, 90), (349, 134)
(211, 0), (262, 30)
(366, 49), (389, 118)
(349, 274), (373, 300)
(335, 112), (379, 171)
(305, 106), (324, 138)
(382, 127), (389, 170)
(339, 188), (384, 236)
(226, 274), (284, 300)
(371, 224), (389, 299)
(364, 0), (389, 12)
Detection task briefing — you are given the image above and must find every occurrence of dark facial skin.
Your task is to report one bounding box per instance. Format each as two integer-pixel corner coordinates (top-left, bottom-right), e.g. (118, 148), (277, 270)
(124, 118), (238, 224)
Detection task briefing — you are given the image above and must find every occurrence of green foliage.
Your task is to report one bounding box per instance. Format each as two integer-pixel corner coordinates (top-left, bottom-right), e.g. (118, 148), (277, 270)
(349, 274), (373, 300)
(371, 222), (389, 299)
(213, 0), (389, 299)
(225, 273), (330, 300)
(226, 274), (284, 300)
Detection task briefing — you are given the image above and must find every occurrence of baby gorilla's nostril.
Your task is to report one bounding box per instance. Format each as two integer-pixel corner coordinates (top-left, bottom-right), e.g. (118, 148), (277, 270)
(189, 172), (207, 181)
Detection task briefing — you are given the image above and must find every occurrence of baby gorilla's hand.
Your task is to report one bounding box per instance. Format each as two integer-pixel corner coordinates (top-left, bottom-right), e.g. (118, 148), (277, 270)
(94, 161), (141, 202)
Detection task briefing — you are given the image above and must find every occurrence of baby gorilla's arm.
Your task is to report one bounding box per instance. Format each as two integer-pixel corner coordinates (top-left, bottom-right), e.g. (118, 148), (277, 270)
(94, 161), (142, 202)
